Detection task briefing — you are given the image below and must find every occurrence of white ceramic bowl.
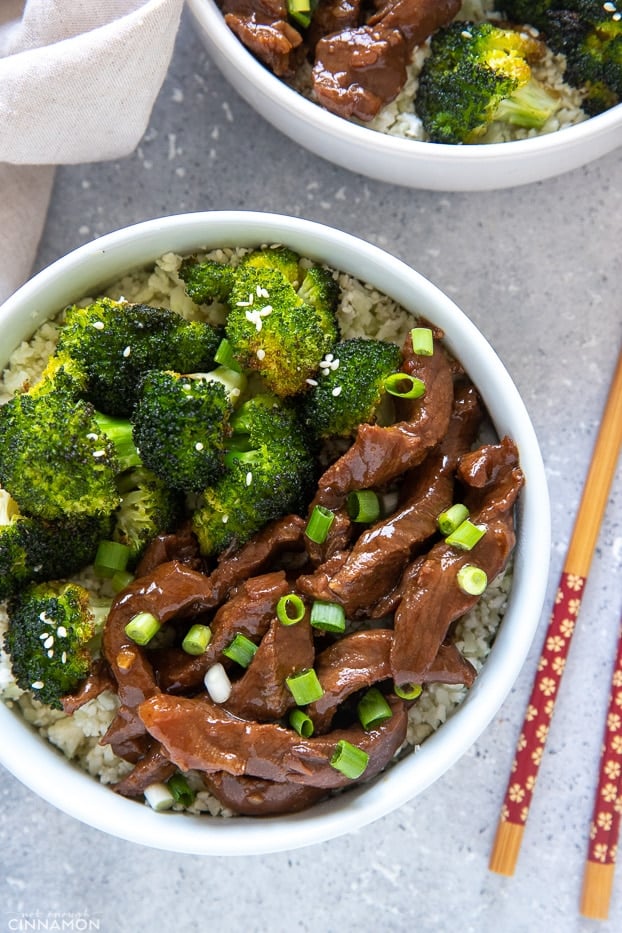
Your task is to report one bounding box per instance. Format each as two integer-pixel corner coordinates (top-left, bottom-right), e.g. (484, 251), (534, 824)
(0, 211), (550, 854)
(187, 0), (622, 191)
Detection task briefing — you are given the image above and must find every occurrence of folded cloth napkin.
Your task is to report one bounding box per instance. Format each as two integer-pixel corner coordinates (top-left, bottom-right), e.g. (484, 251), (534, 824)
(0, 0), (184, 304)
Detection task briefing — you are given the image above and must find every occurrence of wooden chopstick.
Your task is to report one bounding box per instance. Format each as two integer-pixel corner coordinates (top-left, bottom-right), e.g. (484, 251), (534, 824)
(580, 613), (622, 920)
(489, 346), (622, 877)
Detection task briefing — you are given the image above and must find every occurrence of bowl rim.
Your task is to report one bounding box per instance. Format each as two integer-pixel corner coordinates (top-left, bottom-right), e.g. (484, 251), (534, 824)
(187, 0), (622, 164)
(0, 211), (551, 854)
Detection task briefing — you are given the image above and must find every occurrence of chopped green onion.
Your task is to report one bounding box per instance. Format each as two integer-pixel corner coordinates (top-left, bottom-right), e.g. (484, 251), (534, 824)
(437, 503), (470, 536)
(287, 0), (312, 26)
(357, 687), (393, 731)
(125, 611), (161, 646)
(330, 740), (369, 780)
(394, 682), (423, 701)
(410, 326), (434, 356)
(276, 593), (305, 626)
(347, 489), (380, 523)
(214, 337), (242, 372)
(182, 623), (212, 655)
(167, 773), (196, 807)
(305, 504), (335, 544)
(110, 569), (135, 593)
(289, 708), (315, 737)
(310, 600), (346, 634)
(222, 632), (257, 668)
(445, 519), (486, 551)
(457, 564), (488, 596)
(94, 539), (131, 578)
(384, 373), (426, 399)
(144, 782), (175, 811)
(286, 668), (324, 705)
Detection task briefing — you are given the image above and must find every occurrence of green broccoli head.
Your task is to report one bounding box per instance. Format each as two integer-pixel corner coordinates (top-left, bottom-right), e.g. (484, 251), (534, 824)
(225, 265), (338, 397)
(240, 246), (302, 286)
(416, 21), (561, 144)
(0, 386), (121, 521)
(301, 338), (402, 439)
(297, 264), (340, 323)
(498, 1), (554, 30)
(544, 5), (622, 114)
(5, 581), (110, 709)
(0, 489), (113, 600)
(192, 394), (316, 556)
(131, 370), (235, 492)
(111, 466), (185, 566)
(178, 256), (236, 304)
(55, 299), (222, 416)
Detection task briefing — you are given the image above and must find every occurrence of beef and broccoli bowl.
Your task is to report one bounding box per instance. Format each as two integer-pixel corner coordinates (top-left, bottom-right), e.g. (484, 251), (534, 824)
(0, 213), (550, 853)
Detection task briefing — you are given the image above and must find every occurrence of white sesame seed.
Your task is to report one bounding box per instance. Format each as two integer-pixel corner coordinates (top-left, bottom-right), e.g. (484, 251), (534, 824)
(56, 626), (67, 638)
(604, 2), (616, 11)
(332, 386), (343, 397)
(61, 652), (67, 664)
(222, 515), (229, 523)
(92, 449), (107, 458)
(47, 649), (54, 658)
(43, 636), (54, 649)
(325, 353), (334, 362)
(245, 471), (253, 486)
(123, 346), (131, 358)
(39, 632), (49, 640)
(306, 378), (318, 387)
(330, 359), (340, 371)
(31, 681), (44, 690)
(195, 442), (204, 451)
(86, 432), (98, 441)
(256, 348), (266, 360)
(92, 321), (105, 330)
(258, 287), (270, 299)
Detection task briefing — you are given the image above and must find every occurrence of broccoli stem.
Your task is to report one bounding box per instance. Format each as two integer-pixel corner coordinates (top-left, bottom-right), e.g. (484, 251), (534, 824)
(493, 78), (559, 128)
(94, 412), (141, 471)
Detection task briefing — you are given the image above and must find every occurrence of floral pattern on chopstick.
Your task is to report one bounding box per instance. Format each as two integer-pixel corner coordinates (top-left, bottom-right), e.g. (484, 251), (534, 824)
(500, 572), (585, 827)
(587, 622), (622, 866)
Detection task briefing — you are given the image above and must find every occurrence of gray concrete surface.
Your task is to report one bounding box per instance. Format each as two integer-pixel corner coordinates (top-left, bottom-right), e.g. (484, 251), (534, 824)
(1, 8), (621, 932)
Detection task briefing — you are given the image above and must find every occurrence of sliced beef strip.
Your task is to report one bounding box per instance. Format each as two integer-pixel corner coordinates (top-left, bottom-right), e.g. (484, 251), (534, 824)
(101, 561), (216, 756)
(369, 0), (461, 52)
(224, 614), (315, 721)
(307, 0), (362, 53)
(153, 571), (290, 693)
(61, 659), (115, 715)
(203, 771), (327, 816)
(134, 522), (203, 578)
(139, 693), (408, 789)
(309, 328), (454, 511)
(296, 550), (350, 603)
(307, 628), (476, 733)
(225, 14), (303, 77)
(113, 742), (177, 798)
(325, 383), (482, 615)
(390, 439), (524, 685)
(312, 25), (408, 121)
(304, 506), (352, 567)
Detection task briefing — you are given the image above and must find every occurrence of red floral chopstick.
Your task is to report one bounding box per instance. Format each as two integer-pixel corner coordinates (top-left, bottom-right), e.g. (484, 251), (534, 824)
(489, 348), (622, 877)
(580, 615), (622, 920)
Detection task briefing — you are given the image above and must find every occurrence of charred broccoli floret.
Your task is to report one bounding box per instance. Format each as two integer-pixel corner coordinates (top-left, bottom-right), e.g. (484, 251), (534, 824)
(192, 394), (316, 556)
(55, 298), (222, 416)
(0, 385), (121, 521)
(225, 265), (339, 397)
(0, 489), (112, 601)
(178, 256), (236, 304)
(302, 338), (402, 439)
(111, 466), (184, 567)
(131, 370), (238, 492)
(416, 21), (561, 144)
(4, 581), (111, 709)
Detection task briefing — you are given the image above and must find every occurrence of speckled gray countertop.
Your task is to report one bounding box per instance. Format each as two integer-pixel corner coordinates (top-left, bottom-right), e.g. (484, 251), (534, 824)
(1, 8), (621, 933)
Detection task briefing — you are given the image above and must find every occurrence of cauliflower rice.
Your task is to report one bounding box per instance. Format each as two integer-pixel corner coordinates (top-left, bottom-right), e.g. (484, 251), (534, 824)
(0, 250), (513, 815)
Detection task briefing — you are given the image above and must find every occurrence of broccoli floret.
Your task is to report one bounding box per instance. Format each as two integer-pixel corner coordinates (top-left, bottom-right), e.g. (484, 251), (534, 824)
(301, 338), (402, 439)
(111, 466), (184, 567)
(0, 386), (121, 521)
(545, 4), (622, 114)
(55, 298), (222, 416)
(240, 246), (302, 286)
(0, 489), (112, 600)
(498, 1), (554, 30)
(192, 394), (316, 556)
(225, 265), (338, 397)
(297, 264), (340, 323)
(416, 22), (561, 144)
(178, 256), (236, 304)
(4, 580), (111, 709)
(131, 370), (236, 492)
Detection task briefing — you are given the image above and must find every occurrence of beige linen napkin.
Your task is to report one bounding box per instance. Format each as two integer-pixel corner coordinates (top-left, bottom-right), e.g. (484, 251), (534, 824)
(0, 0), (184, 304)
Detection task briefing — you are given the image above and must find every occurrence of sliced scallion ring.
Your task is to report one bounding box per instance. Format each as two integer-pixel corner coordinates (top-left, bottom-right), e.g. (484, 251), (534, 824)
(384, 373), (426, 399)
(310, 600), (346, 634)
(357, 687), (393, 731)
(330, 740), (369, 779)
(167, 773), (196, 807)
(347, 489), (380, 523)
(276, 593), (305, 626)
(286, 669), (324, 705)
(437, 503), (470, 536)
(289, 708), (315, 737)
(182, 623), (212, 655)
(445, 518), (486, 551)
(222, 633), (257, 668)
(457, 564), (488, 596)
(305, 504), (335, 544)
(125, 611), (161, 646)
(394, 682), (423, 701)
(94, 539), (131, 578)
(410, 326), (434, 356)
